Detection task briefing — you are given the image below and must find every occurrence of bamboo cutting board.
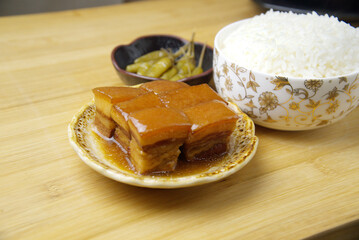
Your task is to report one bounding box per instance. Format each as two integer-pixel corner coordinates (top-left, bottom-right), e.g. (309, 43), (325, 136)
(1, 0), (358, 239)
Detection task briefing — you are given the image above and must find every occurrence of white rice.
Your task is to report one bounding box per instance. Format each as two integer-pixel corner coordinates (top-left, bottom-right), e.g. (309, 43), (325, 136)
(221, 10), (359, 78)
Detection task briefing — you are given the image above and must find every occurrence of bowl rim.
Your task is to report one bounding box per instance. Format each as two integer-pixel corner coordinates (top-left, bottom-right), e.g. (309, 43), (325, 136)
(111, 34), (214, 83)
(214, 18), (359, 81)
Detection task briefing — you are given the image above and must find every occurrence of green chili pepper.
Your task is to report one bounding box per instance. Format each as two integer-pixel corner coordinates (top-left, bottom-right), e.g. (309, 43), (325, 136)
(173, 43), (189, 58)
(136, 61), (154, 75)
(126, 63), (142, 73)
(191, 43), (206, 76)
(178, 60), (195, 75)
(160, 67), (178, 80)
(134, 49), (168, 63)
(192, 67), (203, 75)
(125, 33), (206, 81)
(126, 60), (154, 73)
(170, 73), (186, 81)
(146, 57), (173, 78)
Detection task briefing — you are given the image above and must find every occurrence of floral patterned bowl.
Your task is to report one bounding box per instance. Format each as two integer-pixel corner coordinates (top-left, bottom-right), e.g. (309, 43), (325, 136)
(213, 20), (359, 131)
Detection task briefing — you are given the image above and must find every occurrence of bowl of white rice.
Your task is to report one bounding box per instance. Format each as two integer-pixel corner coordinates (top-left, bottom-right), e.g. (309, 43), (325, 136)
(213, 10), (359, 130)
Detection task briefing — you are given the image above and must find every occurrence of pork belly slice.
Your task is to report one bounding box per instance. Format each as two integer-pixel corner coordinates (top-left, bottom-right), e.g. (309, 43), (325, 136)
(161, 84), (225, 111)
(113, 127), (131, 153)
(183, 100), (239, 161)
(93, 110), (116, 138)
(128, 107), (191, 174)
(139, 80), (189, 94)
(92, 87), (146, 138)
(110, 92), (164, 152)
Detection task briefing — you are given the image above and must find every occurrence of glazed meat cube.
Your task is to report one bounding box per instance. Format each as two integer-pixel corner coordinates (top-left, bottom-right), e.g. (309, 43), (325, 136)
(92, 87), (146, 138)
(93, 87), (146, 117)
(110, 92), (164, 151)
(93, 111), (117, 139)
(183, 100), (239, 161)
(128, 107), (191, 146)
(139, 80), (189, 94)
(128, 107), (191, 174)
(161, 84), (224, 110)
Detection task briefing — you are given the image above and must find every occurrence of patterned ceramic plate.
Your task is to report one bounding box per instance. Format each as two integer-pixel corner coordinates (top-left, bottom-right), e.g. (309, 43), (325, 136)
(68, 101), (258, 189)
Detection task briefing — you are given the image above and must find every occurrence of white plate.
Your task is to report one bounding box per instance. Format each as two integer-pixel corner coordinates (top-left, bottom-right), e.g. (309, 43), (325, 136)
(68, 101), (258, 188)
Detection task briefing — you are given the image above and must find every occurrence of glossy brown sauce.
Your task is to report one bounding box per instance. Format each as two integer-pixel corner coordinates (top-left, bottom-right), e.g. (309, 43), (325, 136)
(91, 130), (226, 177)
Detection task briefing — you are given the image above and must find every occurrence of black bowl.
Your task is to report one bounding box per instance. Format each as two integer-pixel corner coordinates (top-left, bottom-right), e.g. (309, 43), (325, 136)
(111, 34), (213, 86)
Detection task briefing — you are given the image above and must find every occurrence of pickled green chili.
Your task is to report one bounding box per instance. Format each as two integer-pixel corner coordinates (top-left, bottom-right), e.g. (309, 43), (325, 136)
(125, 34), (207, 81)
(145, 57), (173, 78)
(191, 43), (206, 76)
(160, 67), (178, 80)
(134, 49), (168, 63)
(137, 61), (154, 75)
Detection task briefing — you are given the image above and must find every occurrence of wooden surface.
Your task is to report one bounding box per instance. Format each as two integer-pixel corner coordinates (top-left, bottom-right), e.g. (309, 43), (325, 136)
(1, 0), (359, 239)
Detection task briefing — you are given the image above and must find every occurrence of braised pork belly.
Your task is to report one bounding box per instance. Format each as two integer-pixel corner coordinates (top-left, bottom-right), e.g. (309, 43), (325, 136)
(92, 81), (239, 174)
(92, 87), (146, 138)
(139, 80), (189, 94)
(111, 92), (164, 153)
(160, 84), (225, 111)
(183, 100), (239, 161)
(128, 107), (191, 174)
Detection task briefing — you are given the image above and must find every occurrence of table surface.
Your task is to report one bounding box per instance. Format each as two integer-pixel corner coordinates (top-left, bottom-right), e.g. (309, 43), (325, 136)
(1, 0), (359, 239)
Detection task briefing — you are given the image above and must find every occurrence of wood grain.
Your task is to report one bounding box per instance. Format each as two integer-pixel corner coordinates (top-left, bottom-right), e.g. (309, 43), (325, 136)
(1, 0), (358, 239)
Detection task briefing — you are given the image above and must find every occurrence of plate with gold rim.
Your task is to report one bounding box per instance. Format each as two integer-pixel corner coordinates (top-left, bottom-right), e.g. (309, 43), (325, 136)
(68, 100), (258, 189)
